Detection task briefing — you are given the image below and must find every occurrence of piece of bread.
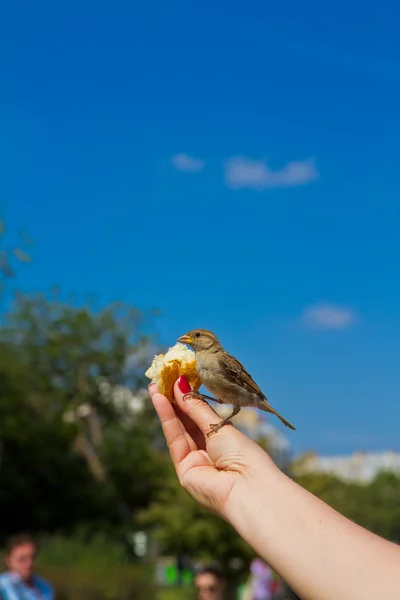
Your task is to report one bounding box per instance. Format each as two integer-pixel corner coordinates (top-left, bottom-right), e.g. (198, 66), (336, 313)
(145, 342), (201, 402)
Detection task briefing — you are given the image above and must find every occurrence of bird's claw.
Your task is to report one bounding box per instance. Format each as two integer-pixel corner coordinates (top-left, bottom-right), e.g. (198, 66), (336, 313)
(206, 421), (233, 437)
(182, 391), (205, 402)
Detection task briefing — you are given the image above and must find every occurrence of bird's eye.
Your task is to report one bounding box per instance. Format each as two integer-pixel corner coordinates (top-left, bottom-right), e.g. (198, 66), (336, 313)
(194, 332), (201, 338)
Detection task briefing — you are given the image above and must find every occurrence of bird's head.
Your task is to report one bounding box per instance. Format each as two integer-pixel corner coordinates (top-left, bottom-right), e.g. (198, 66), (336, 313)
(178, 329), (222, 352)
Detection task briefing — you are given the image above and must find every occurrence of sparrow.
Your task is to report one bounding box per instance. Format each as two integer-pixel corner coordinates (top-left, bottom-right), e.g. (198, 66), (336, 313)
(177, 329), (296, 436)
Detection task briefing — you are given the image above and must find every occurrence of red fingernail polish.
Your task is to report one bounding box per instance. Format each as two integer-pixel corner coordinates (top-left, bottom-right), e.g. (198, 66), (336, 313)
(178, 375), (191, 394)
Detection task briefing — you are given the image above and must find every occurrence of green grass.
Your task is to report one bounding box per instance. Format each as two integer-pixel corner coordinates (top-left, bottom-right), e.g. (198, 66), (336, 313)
(157, 588), (193, 600)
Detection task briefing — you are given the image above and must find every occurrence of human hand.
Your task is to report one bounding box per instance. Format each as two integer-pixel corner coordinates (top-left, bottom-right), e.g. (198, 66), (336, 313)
(149, 375), (275, 521)
(153, 379), (400, 600)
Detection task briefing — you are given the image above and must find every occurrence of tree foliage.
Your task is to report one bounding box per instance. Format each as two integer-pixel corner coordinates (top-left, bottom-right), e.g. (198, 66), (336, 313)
(0, 290), (162, 542)
(294, 470), (400, 542)
(140, 460), (254, 578)
(2, 218), (400, 568)
(0, 219), (31, 302)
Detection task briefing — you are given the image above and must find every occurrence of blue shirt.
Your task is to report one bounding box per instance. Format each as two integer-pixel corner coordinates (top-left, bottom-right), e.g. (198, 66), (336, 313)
(0, 572), (53, 600)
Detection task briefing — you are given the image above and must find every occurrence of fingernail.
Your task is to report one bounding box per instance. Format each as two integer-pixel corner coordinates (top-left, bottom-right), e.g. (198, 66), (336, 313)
(178, 375), (191, 394)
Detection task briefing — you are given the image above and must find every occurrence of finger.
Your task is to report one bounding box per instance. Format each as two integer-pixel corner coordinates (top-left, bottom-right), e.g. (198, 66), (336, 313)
(173, 377), (259, 467)
(149, 384), (201, 449)
(175, 405), (206, 449)
(151, 392), (193, 468)
(177, 449), (213, 485)
(148, 383), (158, 398)
(174, 405), (206, 451)
(174, 378), (224, 436)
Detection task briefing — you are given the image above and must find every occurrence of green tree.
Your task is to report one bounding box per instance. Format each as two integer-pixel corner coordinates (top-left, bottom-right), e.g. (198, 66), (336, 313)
(0, 218), (31, 302)
(294, 469), (400, 542)
(140, 461), (254, 579)
(0, 291), (163, 541)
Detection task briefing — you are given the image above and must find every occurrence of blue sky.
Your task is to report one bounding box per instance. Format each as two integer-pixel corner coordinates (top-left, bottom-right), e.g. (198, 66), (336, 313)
(1, 0), (399, 455)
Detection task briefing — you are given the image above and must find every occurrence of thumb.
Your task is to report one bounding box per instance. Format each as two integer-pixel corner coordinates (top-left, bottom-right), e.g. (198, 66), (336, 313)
(174, 376), (275, 471)
(174, 376), (223, 438)
(173, 376), (255, 461)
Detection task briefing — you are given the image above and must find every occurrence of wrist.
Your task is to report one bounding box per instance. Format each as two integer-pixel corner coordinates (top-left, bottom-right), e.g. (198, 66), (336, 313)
(223, 459), (304, 588)
(224, 453), (285, 532)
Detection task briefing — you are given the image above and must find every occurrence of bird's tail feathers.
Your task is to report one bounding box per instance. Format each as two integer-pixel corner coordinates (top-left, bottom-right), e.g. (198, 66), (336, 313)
(258, 400), (296, 431)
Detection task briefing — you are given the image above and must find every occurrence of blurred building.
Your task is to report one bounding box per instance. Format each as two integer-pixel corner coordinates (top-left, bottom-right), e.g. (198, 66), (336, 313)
(294, 451), (400, 483)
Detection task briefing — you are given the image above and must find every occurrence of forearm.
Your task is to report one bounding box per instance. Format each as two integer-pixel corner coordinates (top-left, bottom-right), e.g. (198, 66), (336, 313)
(227, 459), (400, 600)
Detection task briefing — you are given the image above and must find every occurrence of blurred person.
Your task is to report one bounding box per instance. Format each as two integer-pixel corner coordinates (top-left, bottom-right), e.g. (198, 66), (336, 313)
(0, 534), (53, 600)
(271, 581), (300, 600)
(250, 558), (273, 600)
(194, 565), (226, 600)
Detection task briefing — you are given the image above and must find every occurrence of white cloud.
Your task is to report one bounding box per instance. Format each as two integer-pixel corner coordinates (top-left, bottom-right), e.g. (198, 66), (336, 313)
(171, 153), (206, 172)
(301, 303), (357, 330)
(224, 156), (318, 190)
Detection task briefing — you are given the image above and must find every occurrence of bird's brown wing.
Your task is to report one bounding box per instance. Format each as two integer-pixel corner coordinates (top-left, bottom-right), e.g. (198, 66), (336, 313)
(218, 351), (265, 399)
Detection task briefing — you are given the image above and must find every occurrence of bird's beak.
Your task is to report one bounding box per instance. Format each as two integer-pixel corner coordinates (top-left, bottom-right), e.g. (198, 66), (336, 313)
(178, 334), (194, 345)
